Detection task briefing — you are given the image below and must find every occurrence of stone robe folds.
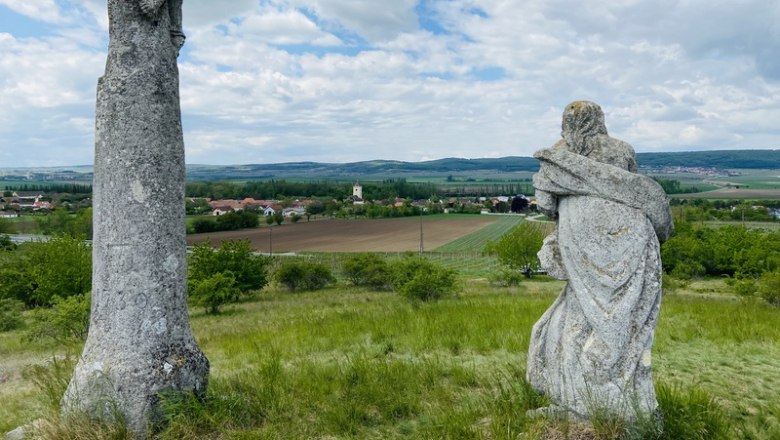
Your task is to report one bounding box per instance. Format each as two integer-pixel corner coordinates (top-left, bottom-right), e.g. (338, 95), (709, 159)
(527, 148), (673, 419)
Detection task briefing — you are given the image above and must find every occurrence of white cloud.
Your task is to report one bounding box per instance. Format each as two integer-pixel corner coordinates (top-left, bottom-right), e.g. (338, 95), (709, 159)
(289, 0), (418, 42)
(238, 8), (342, 46)
(2, 0), (780, 167)
(0, 0), (66, 24)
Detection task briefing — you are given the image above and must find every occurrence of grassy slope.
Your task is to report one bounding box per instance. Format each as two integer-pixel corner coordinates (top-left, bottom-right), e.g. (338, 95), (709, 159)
(2, 277), (779, 439)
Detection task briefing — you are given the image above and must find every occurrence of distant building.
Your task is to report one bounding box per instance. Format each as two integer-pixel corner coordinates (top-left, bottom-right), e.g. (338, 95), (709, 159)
(350, 182), (364, 205)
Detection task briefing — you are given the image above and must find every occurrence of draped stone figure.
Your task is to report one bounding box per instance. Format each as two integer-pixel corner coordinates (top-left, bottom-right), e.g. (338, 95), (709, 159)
(527, 101), (673, 420)
(62, 0), (208, 436)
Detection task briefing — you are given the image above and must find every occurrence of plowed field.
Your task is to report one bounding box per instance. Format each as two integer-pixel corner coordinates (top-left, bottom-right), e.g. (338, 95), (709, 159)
(186, 216), (497, 253)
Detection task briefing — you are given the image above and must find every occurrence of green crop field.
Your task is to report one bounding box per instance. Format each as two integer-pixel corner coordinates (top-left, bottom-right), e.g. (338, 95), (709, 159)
(432, 215), (526, 253)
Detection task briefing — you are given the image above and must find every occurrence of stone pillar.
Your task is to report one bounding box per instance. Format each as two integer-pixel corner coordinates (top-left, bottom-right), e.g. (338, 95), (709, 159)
(62, 1), (208, 436)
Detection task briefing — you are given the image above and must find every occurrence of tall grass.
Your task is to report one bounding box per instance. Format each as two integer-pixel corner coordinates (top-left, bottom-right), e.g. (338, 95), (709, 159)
(2, 278), (779, 438)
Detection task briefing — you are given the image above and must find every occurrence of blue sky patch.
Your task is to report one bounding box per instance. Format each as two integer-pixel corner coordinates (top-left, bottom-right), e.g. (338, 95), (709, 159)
(472, 66), (506, 81)
(0, 6), (53, 38)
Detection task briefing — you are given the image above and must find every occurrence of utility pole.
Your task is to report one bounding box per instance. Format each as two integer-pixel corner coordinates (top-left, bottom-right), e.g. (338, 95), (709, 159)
(419, 205), (424, 254)
(269, 226), (273, 256)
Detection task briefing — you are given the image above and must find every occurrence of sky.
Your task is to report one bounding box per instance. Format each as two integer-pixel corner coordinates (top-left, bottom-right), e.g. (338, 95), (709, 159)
(0, 0), (779, 167)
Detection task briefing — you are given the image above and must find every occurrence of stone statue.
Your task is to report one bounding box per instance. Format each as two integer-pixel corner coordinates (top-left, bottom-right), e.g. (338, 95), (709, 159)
(527, 101), (673, 420)
(62, 1), (208, 436)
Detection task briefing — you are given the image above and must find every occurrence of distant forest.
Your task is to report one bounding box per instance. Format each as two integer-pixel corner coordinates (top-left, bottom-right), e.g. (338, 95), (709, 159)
(185, 179), (533, 200)
(1, 150), (778, 183)
(636, 149), (780, 169)
(186, 150), (780, 181)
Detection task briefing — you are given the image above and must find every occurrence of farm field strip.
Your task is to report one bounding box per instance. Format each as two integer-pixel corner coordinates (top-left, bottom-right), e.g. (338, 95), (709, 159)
(432, 215), (524, 253)
(187, 216), (499, 253)
(674, 188), (780, 199)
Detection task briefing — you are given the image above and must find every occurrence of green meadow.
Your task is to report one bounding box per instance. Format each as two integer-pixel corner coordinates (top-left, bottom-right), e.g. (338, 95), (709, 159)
(1, 274), (779, 439)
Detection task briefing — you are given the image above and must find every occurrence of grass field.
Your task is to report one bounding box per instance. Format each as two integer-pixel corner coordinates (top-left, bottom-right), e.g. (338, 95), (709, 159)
(4, 215), (780, 438)
(2, 278), (779, 439)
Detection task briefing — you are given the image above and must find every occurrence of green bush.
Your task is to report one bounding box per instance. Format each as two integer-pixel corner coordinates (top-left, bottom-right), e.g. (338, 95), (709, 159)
(488, 267), (527, 287)
(274, 260), (336, 292)
(188, 271), (241, 315)
(483, 221), (547, 276)
(389, 255), (457, 301)
(191, 211), (259, 234)
(189, 239), (269, 296)
(0, 234), (16, 251)
(26, 293), (91, 342)
(18, 234), (92, 307)
(757, 271), (780, 307)
(342, 253), (392, 290)
(0, 298), (24, 332)
(731, 278), (757, 297)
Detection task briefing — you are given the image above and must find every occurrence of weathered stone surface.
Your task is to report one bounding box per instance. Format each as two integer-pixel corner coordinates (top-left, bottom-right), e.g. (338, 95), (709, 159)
(4, 419), (43, 440)
(62, 1), (208, 436)
(527, 101), (673, 420)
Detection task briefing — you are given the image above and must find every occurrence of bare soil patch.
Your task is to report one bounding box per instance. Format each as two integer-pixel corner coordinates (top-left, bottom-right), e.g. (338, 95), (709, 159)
(187, 216), (497, 253)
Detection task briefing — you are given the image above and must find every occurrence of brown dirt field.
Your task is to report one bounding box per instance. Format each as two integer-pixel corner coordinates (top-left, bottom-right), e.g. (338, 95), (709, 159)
(678, 188), (780, 199)
(186, 216), (497, 253)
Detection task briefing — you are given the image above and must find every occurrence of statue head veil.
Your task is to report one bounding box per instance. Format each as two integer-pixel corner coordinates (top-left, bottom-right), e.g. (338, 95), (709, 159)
(561, 101), (608, 155)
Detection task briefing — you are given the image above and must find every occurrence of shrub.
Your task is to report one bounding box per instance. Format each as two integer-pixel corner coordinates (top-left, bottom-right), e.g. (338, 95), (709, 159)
(0, 233), (16, 251)
(192, 218), (217, 233)
(274, 260), (336, 292)
(390, 255), (457, 301)
(488, 267), (527, 287)
(17, 234), (92, 307)
(188, 271), (240, 314)
(483, 221), (548, 276)
(757, 271), (780, 307)
(216, 210), (259, 231)
(732, 278), (757, 297)
(26, 293), (91, 342)
(0, 298), (24, 332)
(342, 253), (392, 290)
(189, 239), (270, 296)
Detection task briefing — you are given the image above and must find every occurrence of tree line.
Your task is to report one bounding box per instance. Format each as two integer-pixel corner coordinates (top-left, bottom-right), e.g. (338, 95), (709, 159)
(185, 179), (440, 201)
(3, 183), (93, 194)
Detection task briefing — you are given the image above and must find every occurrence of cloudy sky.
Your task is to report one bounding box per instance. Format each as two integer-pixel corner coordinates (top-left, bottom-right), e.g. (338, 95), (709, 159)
(1, 0), (779, 167)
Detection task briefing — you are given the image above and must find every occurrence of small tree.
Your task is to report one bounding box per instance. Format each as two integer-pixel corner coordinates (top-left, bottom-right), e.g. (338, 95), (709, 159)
(189, 239), (269, 297)
(26, 293), (91, 341)
(484, 221), (548, 278)
(389, 255), (457, 301)
(511, 196), (529, 213)
(757, 270), (780, 307)
(273, 211), (284, 226)
(274, 260), (335, 292)
(0, 298), (24, 332)
(23, 234), (92, 306)
(0, 234), (16, 251)
(342, 253), (393, 290)
(188, 271), (240, 314)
